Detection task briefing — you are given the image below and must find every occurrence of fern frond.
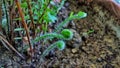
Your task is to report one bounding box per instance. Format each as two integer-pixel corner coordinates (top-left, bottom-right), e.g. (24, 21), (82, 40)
(34, 33), (64, 42)
(55, 11), (87, 32)
(41, 40), (65, 58)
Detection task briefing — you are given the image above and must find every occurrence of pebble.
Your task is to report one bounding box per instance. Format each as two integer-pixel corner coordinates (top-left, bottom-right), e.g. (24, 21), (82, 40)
(67, 29), (82, 48)
(27, 58), (32, 64)
(13, 56), (20, 62)
(65, 2), (70, 7)
(96, 57), (103, 62)
(71, 48), (78, 53)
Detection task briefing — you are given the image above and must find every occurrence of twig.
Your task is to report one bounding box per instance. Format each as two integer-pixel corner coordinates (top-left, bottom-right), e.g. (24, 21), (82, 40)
(0, 35), (25, 59)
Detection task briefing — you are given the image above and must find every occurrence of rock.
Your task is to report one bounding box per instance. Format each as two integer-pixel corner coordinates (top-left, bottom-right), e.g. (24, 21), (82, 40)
(67, 29), (82, 48)
(90, 64), (96, 68)
(65, 2), (70, 7)
(65, 64), (70, 68)
(13, 56), (20, 62)
(71, 48), (78, 53)
(96, 57), (103, 62)
(27, 58), (32, 64)
(82, 32), (89, 38)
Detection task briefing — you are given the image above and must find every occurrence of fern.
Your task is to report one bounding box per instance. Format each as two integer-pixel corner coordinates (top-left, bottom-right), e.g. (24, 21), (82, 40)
(34, 33), (64, 42)
(55, 11), (87, 32)
(41, 40), (65, 58)
(34, 29), (73, 42)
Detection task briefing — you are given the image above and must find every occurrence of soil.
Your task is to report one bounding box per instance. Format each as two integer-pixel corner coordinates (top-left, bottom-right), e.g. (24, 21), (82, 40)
(0, 0), (120, 68)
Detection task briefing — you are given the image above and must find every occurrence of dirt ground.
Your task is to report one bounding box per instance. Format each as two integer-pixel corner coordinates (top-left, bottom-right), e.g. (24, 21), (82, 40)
(0, 0), (120, 68)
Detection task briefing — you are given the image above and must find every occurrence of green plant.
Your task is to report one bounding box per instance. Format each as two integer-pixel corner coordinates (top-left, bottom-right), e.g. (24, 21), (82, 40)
(0, 0), (87, 61)
(15, 0), (87, 59)
(82, 29), (94, 38)
(40, 29), (73, 58)
(55, 11), (87, 32)
(41, 40), (65, 58)
(87, 29), (94, 34)
(35, 12), (87, 59)
(34, 29), (73, 42)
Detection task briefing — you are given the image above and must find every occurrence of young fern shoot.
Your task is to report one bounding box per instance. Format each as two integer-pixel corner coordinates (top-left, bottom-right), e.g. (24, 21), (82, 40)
(41, 40), (65, 58)
(34, 29), (73, 42)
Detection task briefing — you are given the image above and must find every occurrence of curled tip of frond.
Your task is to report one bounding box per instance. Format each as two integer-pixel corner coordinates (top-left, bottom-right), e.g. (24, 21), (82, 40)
(61, 29), (73, 40)
(56, 40), (65, 50)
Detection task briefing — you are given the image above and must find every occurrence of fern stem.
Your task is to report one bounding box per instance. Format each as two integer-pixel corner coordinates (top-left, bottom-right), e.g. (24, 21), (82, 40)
(15, 0), (33, 56)
(35, 33), (64, 42)
(41, 40), (64, 58)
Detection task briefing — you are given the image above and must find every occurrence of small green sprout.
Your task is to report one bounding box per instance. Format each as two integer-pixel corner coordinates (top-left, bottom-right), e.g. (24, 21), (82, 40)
(87, 29), (94, 34)
(82, 29), (94, 38)
(41, 40), (65, 58)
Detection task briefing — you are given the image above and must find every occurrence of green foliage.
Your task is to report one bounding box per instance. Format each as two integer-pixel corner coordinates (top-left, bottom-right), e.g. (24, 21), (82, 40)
(30, 0), (87, 59)
(14, 28), (24, 32)
(1, 0), (87, 60)
(16, 0), (66, 33)
(23, 0), (64, 22)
